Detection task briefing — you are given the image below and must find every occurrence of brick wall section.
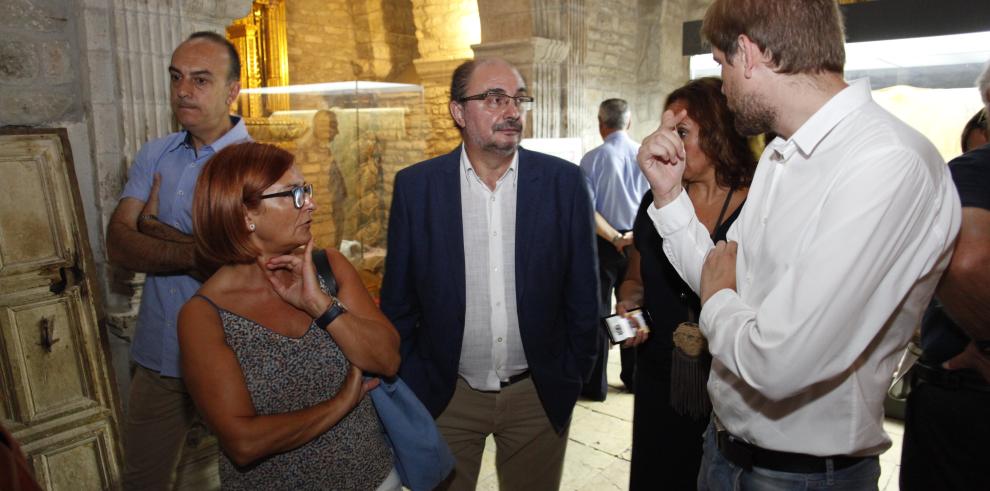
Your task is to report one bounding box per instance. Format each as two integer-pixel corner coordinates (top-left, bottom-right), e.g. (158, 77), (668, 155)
(412, 0), (479, 157)
(579, 0), (642, 147)
(413, 0), (478, 60)
(420, 78), (462, 157)
(285, 0), (363, 83)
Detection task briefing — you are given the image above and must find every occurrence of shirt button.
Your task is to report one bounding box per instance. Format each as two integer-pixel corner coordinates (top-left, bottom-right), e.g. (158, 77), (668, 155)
(493, 266), (499, 271)
(170, 288), (177, 294)
(495, 301), (501, 307)
(177, 190), (184, 196)
(492, 231), (498, 237)
(490, 196), (495, 202)
(497, 337), (503, 343)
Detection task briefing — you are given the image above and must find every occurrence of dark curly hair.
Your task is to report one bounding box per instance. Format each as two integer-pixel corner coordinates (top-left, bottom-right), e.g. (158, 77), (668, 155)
(664, 77), (757, 189)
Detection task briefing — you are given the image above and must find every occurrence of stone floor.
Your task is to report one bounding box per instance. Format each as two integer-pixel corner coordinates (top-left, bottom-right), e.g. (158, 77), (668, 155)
(474, 345), (905, 491)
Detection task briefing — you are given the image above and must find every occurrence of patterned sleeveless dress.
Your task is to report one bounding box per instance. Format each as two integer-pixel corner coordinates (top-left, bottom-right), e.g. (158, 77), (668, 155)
(196, 294), (393, 490)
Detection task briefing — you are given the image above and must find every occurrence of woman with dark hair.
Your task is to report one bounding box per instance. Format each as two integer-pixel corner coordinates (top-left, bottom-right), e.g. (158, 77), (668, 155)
(961, 108), (987, 153)
(177, 142), (401, 490)
(622, 77), (757, 490)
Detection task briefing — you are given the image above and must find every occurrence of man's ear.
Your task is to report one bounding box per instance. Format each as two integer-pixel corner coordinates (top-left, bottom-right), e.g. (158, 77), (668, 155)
(449, 100), (466, 128)
(226, 80), (242, 106)
(737, 34), (770, 78)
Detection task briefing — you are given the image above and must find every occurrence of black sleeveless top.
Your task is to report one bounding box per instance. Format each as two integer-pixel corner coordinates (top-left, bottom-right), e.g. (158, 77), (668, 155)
(631, 190), (743, 357)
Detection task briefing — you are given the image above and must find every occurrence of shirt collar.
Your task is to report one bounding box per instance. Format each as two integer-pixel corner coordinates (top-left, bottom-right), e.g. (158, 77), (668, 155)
(787, 78), (873, 159)
(167, 115), (250, 153)
(459, 143), (519, 186)
(604, 130), (627, 144)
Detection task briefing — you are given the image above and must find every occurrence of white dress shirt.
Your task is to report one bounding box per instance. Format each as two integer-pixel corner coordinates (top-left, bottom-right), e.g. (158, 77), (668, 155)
(648, 79), (961, 456)
(458, 146), (528, 391)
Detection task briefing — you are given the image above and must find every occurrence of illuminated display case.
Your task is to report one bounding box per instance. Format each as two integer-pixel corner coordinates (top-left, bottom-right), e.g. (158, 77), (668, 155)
(236, 82), (427, 297)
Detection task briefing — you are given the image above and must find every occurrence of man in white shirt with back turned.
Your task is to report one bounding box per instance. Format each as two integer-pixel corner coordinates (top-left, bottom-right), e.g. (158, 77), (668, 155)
(637, 0), (960, 488)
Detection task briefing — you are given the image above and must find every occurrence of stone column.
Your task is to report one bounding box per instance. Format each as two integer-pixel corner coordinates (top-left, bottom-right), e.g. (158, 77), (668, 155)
(471, 38), (569, 139)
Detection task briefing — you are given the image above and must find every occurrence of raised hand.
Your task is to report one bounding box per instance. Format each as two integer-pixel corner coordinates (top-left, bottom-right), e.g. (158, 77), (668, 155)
(638, 109), (688, 208)
(262, 238), (332, 318)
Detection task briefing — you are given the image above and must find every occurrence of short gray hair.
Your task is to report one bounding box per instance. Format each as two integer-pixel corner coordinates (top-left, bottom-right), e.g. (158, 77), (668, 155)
(979, 59), (990, 110)
(598, 98), (631, 130)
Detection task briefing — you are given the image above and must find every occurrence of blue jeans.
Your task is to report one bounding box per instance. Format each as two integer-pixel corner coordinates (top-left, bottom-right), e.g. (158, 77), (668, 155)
(698, 422), (880, 490)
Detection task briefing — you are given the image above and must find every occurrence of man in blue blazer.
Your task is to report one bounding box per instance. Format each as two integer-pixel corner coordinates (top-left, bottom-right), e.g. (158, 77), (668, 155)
(381, 58), (599, 490)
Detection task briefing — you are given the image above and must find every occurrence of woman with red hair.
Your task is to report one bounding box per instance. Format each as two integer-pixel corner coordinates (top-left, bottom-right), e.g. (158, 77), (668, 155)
(178, 142), (400, 490)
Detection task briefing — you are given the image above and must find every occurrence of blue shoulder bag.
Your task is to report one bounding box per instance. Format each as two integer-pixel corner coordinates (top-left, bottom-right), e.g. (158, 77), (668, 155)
(312, 249), (454, 491)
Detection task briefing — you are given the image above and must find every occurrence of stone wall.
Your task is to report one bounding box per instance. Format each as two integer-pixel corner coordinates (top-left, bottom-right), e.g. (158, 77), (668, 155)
(581, 0), (642, 145)
(285, 0), (362, 83)
(0, 0), (79, 125)
(470, 0), (703, 153)
(630, 0), (712, 143)
(412, 0), (481, 156)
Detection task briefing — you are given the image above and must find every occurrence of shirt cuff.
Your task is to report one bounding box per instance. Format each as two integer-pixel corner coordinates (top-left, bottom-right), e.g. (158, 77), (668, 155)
(645, 188), (693, 237)
(699, 288), (735, 344)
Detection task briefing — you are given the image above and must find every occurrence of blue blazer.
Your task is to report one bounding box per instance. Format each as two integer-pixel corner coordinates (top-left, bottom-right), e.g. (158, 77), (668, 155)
(380, 146), (600, 433)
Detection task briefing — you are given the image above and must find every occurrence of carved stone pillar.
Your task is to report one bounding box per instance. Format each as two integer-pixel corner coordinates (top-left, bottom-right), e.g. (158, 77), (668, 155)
(472, 37), (569, 139)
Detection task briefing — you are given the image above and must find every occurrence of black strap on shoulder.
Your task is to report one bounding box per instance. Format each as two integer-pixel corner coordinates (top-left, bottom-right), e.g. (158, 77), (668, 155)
(311, 248), (339, 296)
(192, 293), (222, 311)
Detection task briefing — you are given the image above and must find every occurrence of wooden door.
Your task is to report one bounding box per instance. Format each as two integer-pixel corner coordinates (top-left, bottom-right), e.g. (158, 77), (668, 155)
(0, 129), (123, 489)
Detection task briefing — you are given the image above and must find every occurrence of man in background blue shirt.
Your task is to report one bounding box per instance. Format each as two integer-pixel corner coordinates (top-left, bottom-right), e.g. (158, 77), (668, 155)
(579, 98), (649, 400)
(106, 31), (249, 491)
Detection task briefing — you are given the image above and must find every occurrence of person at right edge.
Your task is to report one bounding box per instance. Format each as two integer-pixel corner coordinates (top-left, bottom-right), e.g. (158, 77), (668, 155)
(638, 1), (960, 489)
(900, 60), (990, 491)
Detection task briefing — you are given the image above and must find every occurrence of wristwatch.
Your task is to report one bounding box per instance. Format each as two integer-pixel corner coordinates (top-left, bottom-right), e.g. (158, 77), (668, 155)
(611, 233), (623, 244)
(314, 296), (347, 329)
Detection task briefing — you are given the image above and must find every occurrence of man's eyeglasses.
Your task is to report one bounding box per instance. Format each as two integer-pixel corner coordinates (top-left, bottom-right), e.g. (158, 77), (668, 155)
(977, 109), (987, 129)
(459, 91), (534, 112)
(258, 183), (313, 209)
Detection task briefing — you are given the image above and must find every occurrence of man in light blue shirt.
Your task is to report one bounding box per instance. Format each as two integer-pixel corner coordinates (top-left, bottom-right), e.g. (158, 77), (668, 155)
(106, 31), (249, 490)
(579, 98), (649, 400)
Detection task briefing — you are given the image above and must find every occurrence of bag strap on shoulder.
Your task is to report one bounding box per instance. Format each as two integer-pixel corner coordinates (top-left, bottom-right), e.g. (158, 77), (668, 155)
(311, 248), (339, 296)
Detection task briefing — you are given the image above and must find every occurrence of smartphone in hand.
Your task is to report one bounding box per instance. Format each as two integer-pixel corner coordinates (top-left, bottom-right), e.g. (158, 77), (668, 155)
(602, 308), (650, 344)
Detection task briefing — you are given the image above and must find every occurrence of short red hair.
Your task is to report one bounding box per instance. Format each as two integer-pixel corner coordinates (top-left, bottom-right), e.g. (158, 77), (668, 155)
(193, 142), (294, 272)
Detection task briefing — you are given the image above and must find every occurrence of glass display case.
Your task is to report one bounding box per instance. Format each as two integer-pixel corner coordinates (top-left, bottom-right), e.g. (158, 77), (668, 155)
(237, 81), (427, 298)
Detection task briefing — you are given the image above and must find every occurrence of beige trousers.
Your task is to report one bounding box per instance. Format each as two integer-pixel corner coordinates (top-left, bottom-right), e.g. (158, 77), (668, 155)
(436, 376), (569, 491)
(121, 364), (195, 491)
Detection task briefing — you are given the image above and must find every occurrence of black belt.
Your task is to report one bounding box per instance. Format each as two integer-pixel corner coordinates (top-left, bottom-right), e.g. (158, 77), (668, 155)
(913, 361), (990, 392)
(716, 431), (870, 473)
(500, 370), (531, 388)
